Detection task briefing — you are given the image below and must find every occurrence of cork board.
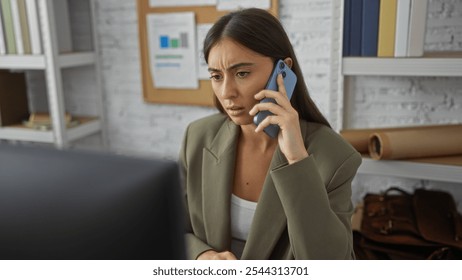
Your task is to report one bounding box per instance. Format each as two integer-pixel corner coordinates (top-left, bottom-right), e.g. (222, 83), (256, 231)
(136, 0), (279, 106)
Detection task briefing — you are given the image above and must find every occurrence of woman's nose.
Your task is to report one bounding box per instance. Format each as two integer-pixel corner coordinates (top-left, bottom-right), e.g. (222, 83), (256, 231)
(220, 78), (238, 99)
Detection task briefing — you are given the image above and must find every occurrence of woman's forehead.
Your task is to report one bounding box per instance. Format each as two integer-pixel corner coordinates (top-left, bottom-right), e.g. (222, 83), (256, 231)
(208, 38), (269, 68)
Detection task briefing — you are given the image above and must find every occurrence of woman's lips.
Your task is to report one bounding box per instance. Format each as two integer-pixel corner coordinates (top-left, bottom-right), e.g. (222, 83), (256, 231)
(226, 106), (245, 116)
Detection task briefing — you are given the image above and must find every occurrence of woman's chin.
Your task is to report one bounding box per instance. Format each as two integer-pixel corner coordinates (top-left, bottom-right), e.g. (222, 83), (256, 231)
(227, 115), (254, 126)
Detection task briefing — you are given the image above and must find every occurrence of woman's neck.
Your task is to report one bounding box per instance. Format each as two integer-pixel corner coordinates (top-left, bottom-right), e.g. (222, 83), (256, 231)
(239, 124), (277, 152)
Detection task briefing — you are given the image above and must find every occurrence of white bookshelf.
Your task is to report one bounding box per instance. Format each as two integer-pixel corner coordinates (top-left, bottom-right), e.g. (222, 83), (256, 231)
(358, 158), (462, 184)
(0, 0), (104, 149)
(342, 52), (462, 77)
(0, 52), (96, 69)
(0, 117), (101, 143)
(330, 1), (462, 183)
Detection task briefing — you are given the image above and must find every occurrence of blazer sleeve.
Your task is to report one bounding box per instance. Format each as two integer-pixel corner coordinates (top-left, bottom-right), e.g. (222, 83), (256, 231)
(270, 148), (361, 259)
(179, 123), (214, 259)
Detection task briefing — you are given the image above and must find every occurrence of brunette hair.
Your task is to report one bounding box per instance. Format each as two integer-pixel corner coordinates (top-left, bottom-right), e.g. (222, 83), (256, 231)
(203, 8), (330, 127)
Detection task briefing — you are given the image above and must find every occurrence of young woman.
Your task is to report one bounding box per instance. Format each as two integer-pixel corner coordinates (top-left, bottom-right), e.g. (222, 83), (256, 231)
(179, 8), (361, 260)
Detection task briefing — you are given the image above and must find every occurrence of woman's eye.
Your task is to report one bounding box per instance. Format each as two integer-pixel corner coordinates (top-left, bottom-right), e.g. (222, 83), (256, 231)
(209, 74), (222, 81)
(236, 71), (249, 78)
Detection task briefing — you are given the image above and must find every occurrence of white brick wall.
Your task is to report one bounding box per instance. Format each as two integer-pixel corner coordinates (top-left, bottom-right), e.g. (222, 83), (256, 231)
(345, 76), (462, 128)
(35, 0), (462, 157)
(92, 0), (462, 158)
(92, 0), (216, 158)
(89, 0), (337, 158)
(280, 0), (332, 117)
(26, 0), (462, 208)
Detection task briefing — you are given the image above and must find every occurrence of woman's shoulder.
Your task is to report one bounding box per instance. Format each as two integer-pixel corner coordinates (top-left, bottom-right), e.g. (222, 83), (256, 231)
(188, 113), (228, 129)
(187, 113), (229, 135)
(184, 113), (232, 144)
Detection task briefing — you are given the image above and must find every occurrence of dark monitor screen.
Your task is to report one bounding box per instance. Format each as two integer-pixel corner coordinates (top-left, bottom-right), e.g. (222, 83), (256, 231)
(0, 143), (185, 260)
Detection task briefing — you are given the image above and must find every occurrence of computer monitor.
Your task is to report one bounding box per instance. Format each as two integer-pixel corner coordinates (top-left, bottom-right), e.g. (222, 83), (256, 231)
(0, 143), (186, 260)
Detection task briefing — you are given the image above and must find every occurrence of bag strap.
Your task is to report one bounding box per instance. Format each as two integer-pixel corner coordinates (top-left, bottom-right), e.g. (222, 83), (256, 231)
(386, 187), (412, 235)
(383, 186), (411, 197)
(366, 187), (410, 216)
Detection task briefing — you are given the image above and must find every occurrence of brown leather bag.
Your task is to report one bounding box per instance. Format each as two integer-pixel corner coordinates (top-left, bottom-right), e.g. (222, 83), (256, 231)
(353, 187), (462, 259)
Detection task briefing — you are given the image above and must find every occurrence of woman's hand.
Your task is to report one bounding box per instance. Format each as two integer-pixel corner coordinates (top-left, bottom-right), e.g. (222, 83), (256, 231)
(250, 74), (309, 164)
(197, 250), (237, 260)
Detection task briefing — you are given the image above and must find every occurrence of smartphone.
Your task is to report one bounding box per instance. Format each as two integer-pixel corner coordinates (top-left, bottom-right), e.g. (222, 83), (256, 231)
(253, 59), (297, 138)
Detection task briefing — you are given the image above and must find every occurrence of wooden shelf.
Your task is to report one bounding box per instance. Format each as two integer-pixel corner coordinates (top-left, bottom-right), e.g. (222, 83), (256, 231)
(0, 117), (102, 144)
(0, 52), (96, 70)
(358, 157), (462, 184)
(342, 52), (462, 77)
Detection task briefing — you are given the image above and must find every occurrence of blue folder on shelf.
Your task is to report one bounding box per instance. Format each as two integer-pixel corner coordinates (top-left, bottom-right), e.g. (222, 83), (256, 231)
(361, 0), (380, 56)
(349, 0), (363, 57)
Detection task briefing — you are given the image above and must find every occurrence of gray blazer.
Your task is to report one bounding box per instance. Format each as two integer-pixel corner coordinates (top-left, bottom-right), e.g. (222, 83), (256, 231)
(179, 113), (361, 259)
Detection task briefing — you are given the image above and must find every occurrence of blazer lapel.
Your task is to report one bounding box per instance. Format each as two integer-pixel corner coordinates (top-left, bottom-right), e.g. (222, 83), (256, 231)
(202, 120), (239, 252)
(241, 147), (289, 259)
(242, 121), (309, 259)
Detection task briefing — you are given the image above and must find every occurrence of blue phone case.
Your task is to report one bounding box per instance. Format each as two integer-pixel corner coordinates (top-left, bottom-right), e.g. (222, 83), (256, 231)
(253, 60), (297, 138)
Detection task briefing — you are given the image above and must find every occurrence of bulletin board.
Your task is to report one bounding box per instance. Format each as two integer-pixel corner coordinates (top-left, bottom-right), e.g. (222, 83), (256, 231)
(137, 0), (279, 106)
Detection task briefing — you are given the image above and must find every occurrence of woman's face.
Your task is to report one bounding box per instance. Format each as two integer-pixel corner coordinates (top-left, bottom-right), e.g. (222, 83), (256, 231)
(207, 38), (273, 126)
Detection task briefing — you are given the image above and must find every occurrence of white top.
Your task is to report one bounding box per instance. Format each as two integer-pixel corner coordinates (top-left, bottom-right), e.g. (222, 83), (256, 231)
(230, 194), (257, 259)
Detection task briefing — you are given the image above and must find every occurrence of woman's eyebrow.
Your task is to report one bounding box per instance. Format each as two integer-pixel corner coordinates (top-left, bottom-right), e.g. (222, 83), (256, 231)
(208, 62), (255, 72)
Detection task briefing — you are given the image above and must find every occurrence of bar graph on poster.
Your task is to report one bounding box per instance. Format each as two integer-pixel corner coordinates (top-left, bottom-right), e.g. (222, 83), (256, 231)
(159, 33), (189, 49)
(146, 12), (198, 89)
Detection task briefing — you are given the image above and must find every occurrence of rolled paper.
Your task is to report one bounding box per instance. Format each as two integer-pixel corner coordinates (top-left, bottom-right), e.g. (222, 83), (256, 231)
(368, 125), (462, 160)
(340, 129), (376, 154)
(340, 127), (435, 154)
(341, 125), (462, 155)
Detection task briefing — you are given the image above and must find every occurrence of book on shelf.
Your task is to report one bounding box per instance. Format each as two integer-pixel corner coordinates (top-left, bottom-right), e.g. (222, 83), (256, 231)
(17, 0), (31, 54)
(349, 0), (363, 56)
(360, 0), (380, 57)
(394, 0), (411, 57)
(9, 0), (24, 54)
(407, 0), (428, 57)
(24, 112), (79, 131)
(0, 0), (16, 54)
(342, 0), (351, 56)
(377, 0), (397, 57)
(0, 1), (6, 54)
(343, 0), (429, 58)
(1, 0), (73, 55)
(0, 70), (30, 127)
(28, 112), (72, 125)
(25, 0), (41, 54)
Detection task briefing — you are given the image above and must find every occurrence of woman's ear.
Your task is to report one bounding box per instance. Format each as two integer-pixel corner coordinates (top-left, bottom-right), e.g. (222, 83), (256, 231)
(283, 57), (293, 69)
